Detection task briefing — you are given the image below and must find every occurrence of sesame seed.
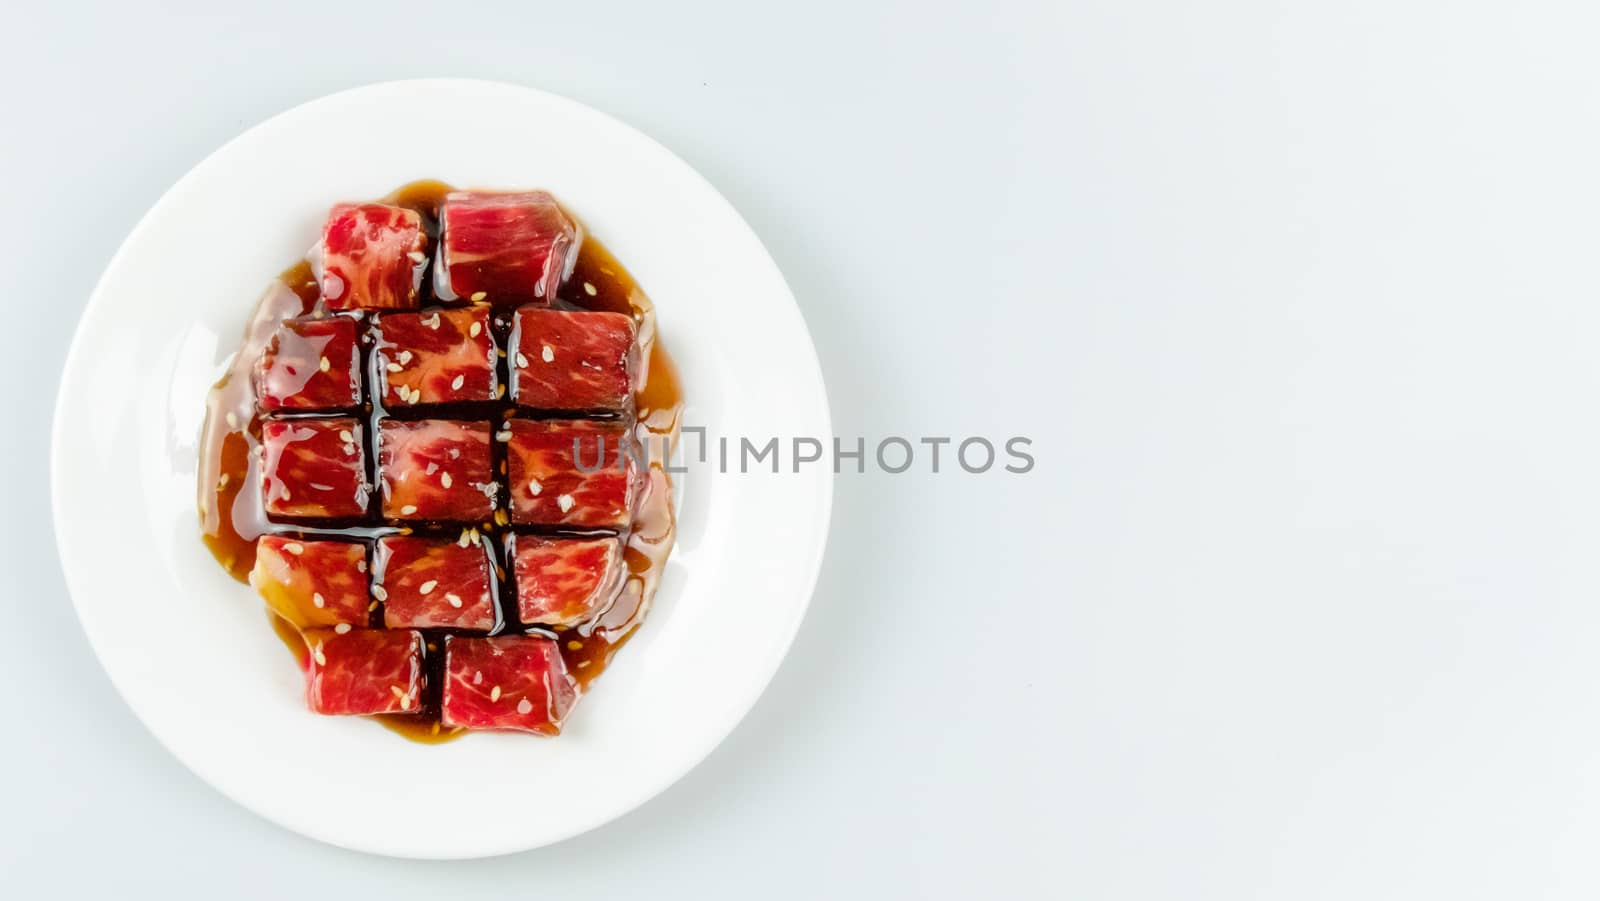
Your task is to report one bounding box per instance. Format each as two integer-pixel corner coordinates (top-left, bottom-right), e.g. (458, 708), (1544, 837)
(457, 528), (471, 548)
(494, 509), (509, 526)
(515, 352), (529, 368)
(312, 644), (326, 666)
(334, 623), (352, 634)
(446, 593), (462, 608)
(224, 411), (240, 429)
(490, 685), (502, 702)
(473, 670), (483, 685)
(408, 250), (426, 263)
(218, 473), (230, 489)
(441, 472), (453, 488)
(419, 580), (438, 595)
(338, 429), (354, 443)
(319, 356), (331, 373)
(583, 281), (597, 296)
(283, 542), (304, 555)
(557, 494), (575, 513)
(426, 313), (441, 329)
(495, 430), (512, 442)
(496, 384), (507, 399)
(431, 722), (441, 735)
(567, 640), (583, 650)
(387, 362), (403, 372)
(368, 601), (379, 612)
(399, 351), (413, 364)
(357, 559), (367, 573)
(541, 344), (554, 363)
(517, 698), (534, 714)
(451, 374), (464, 391)
(469, 529), (481, 547)
(401, 504), (418, 515)
(528, 478), (542, 496)
(312, 592), (326, 608)
(390, 684), (406, 701)
(372, 584), (389, 601)
(577, 660), (590, 668)
(470, 291), (487, 302)
(469, 321), (482, 338)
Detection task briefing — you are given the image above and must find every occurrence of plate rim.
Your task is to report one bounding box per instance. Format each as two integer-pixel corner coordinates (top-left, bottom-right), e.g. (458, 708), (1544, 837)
(49, 77), (834, 858)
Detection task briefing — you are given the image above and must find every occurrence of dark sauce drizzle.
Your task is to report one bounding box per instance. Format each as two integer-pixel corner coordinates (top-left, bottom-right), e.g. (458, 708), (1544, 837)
(200, 180), (683, 743)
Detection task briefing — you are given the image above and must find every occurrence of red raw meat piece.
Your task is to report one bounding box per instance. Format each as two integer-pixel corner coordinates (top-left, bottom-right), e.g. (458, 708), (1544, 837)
(506, 420), (638, 529)
(436, 191), (580, 305)
(250, 536), (369, 628)
(255, 317), (361, 412)
(321, 203), (426, 310)
(303, 627), (425, 716)
(375, 536), (497, 631)
(376, 306), (497, 406)
(511, 308), (634, 411)
(512, 536), (625, 627)
(261, 418), (368, 519)
(378, 420), (494, 522)
(440, 635), (578, 735)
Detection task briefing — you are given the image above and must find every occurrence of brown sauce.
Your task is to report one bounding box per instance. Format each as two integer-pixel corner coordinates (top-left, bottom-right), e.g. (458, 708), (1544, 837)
(201, 180), (683, 742)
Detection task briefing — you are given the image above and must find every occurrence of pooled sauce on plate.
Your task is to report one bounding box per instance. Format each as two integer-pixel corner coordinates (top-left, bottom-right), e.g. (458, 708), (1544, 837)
(200, 180), (682, 742)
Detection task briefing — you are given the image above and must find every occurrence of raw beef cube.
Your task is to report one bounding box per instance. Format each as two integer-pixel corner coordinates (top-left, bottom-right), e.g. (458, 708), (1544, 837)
(320, 202), (426, 310)
(250, 535), (369, 629)
(511, 308), (634, 411)
(375, 536), (496, 631)
(376, 306), (496, 406)
(435, 191), (580, 305)
(261, 418), (368, 519)
(506, 420), (638, 529)
(378, 420), (494, 522)
(255, 317), (361, 412)
(512, 536), (624, 627)
(440, 635), (578, 735)
(303, 627), (425, 716)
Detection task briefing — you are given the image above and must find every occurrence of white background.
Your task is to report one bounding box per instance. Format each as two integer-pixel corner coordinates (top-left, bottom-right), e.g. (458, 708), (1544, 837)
(5, 1), (1599, 897)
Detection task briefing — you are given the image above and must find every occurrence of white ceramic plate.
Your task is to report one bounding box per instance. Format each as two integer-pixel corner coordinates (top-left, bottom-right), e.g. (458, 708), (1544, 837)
(50, 80), (832, 858)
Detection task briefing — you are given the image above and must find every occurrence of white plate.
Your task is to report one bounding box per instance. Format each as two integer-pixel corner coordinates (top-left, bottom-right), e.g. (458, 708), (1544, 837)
(50, 80), (832, 858)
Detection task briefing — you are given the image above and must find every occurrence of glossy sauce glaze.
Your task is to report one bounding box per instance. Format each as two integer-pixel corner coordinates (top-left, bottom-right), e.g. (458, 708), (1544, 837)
(201, 180), (683, 742)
